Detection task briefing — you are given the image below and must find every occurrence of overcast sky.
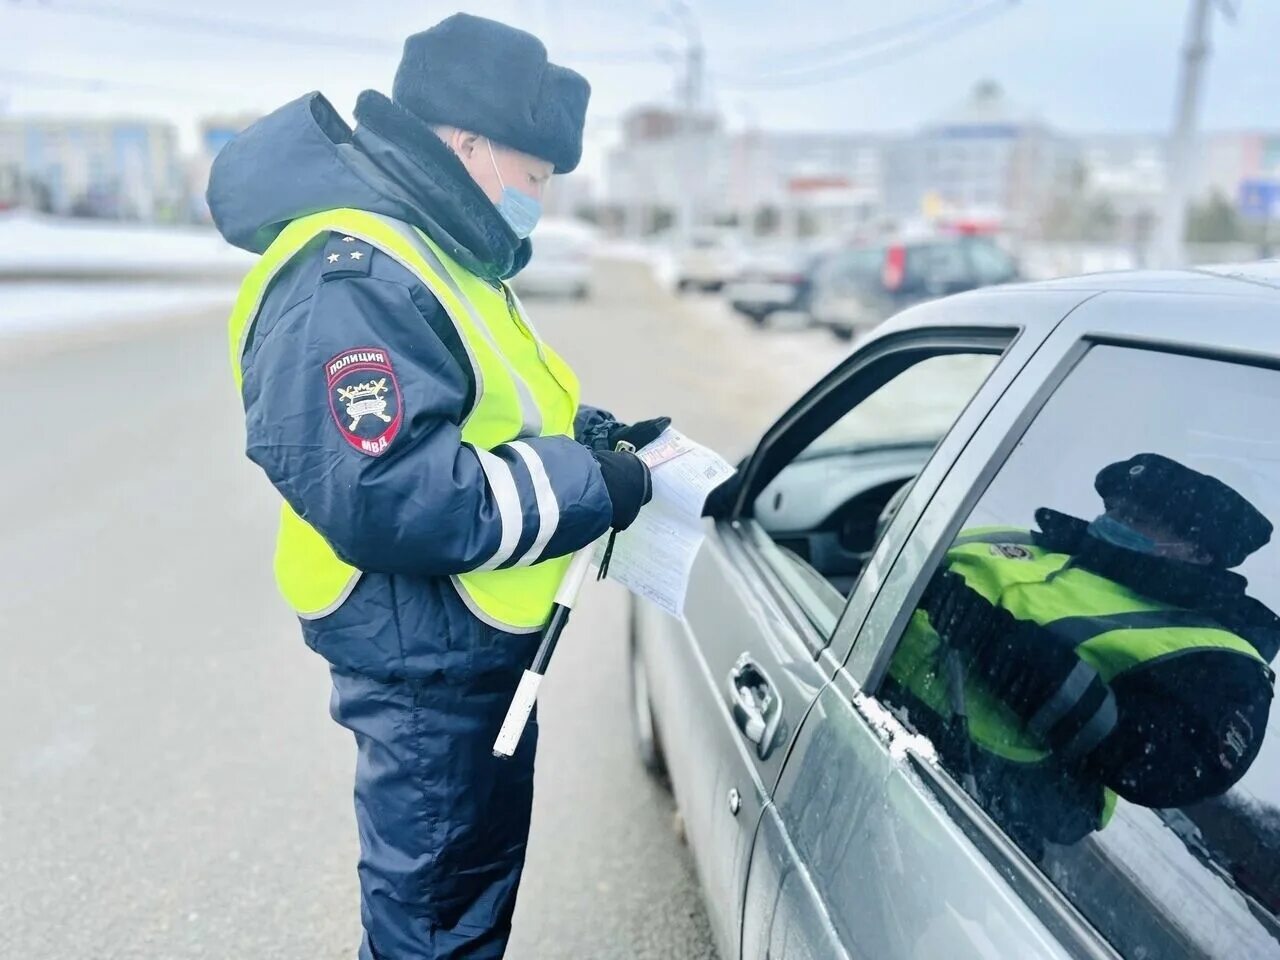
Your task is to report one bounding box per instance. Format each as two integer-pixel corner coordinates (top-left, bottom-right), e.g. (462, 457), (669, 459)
(3, 0), (1278, 182)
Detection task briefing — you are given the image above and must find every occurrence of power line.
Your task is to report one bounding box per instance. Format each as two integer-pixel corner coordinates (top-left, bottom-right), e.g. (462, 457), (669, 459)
(718, 0), (1018, 91)
(15, 0), (670, 65)
(0, 66), (234, 102)
(722, 0), (1014, 88)
(722, 0), (980, 75)
(18, 0), (399, 52)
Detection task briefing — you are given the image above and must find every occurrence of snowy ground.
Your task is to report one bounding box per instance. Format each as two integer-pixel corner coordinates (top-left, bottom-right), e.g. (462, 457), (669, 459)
(0, 213), (252, 279)
(0, 281), (237, 339)
(670, 285), (849, 388)
(0, 214), (245, 341)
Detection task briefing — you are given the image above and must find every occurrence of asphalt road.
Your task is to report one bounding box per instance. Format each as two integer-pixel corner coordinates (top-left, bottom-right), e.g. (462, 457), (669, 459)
(0, 260), (842, 959)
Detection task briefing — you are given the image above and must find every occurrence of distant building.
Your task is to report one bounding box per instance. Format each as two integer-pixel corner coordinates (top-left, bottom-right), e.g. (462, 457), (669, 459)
(606, 106), (885, 238)
(602, 87), (1280, 244)
(886, 80), (1078, 234)
(1079, 134), (1167, 213)
(1197, 131), (1280, 206)
(605, 106), (728, 235)
(728, 131), (885, 238)
(0, 116), (185, 220)
(1074, 131), (1280, 248)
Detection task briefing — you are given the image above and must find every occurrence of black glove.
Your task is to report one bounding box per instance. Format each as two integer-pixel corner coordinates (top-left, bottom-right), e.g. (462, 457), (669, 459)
(593, 450), (653, 531)
(584, 416), (672, 454)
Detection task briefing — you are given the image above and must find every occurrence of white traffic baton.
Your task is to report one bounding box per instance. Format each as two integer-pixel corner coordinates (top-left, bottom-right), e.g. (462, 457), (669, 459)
(491, 547), (596, 759)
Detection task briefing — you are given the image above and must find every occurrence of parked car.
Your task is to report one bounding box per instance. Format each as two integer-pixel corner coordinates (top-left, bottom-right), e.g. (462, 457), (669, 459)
(629, 263), (1280, 960)
(809, 234), (1020, 340)
(723, 246), (827, 326)
(511, 218), (594, 299)
(675, 227), (744, 292)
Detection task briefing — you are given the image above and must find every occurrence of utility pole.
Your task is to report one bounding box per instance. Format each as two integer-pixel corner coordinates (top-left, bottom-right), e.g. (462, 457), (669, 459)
(668, 1), (704, 246)
(1155, 0), (1219, 268)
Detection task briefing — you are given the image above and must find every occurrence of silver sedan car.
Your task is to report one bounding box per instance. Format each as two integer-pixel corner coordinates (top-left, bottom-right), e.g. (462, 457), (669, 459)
(630, 264), (1280, 960)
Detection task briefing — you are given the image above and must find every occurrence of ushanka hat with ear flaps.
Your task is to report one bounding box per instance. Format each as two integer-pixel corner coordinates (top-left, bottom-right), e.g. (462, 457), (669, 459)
(1095, 453), (1273, 568)
(388, 12), (591, 174)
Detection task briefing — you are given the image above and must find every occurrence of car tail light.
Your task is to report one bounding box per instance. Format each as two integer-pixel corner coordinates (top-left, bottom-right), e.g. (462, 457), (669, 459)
(882, 245), (906, 291)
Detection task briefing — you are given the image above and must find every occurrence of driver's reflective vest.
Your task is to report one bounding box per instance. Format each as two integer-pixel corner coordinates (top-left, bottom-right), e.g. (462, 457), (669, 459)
(227, 207), (580, 632)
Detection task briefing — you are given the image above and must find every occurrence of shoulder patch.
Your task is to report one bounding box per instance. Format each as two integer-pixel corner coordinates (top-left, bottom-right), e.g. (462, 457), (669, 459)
(326, 347), (402, 457)
(989, 543), (1033, 560)
(1218, 709), (1255, 772)
(320, 232), (374, 279)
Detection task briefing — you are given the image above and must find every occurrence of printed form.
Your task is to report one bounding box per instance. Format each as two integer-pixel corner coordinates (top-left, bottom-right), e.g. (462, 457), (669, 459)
(596, 428), (737, 619)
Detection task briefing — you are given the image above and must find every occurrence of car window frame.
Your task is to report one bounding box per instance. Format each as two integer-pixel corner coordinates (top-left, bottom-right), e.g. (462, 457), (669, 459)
(726, 326), (1020, 656)
(730, 288), (1100, 667)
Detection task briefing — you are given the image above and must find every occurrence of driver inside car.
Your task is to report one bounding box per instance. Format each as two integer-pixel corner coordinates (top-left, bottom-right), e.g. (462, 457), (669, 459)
(884, 453), (1279, 857)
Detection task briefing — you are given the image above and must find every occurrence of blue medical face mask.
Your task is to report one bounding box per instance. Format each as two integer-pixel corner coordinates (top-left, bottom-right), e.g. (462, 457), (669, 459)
(1086, 514), (1189, 556)
(1088, 515), (1157, 553)
(486, 139), (542, 239)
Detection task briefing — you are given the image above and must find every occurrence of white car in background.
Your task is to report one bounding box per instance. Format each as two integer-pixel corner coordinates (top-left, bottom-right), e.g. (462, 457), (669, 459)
(515, 218), (595, 299)
(675, 227), (744, 292)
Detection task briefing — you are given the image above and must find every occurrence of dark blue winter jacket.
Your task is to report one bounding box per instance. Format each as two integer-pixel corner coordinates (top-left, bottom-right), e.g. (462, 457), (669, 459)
(209, 90), (616, 681)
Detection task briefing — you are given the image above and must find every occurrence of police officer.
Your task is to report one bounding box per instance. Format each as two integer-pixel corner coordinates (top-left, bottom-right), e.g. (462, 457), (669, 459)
(887, 453), (1278, 855)
(210, 14), (667, 958)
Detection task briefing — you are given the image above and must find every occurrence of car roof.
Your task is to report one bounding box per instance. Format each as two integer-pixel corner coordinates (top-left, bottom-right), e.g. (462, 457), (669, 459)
(874, 260), (1280, 351)
(1005, 261), (1280, 296)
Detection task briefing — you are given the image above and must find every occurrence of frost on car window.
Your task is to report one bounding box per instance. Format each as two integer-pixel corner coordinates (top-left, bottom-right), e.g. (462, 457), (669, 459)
(880, 346), (1280, 958)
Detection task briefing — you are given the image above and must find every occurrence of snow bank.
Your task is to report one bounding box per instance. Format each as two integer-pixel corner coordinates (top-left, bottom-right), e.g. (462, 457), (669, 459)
(0, 212), (252, 278)
(0, 281), (236, 339)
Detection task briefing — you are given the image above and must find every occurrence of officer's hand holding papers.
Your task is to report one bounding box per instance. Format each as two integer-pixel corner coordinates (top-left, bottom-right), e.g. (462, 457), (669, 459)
(595, 427), (736, 618)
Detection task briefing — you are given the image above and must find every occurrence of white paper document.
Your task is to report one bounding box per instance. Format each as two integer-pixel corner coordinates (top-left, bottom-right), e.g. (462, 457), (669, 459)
(596, 427), (736, 619)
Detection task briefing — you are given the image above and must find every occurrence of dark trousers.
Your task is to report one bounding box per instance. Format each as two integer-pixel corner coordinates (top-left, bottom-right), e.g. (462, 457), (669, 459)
(329, 667), (538, 959)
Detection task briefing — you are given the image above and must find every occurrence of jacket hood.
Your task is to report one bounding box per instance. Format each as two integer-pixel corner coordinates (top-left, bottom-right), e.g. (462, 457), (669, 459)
(206, 91), (531, 281)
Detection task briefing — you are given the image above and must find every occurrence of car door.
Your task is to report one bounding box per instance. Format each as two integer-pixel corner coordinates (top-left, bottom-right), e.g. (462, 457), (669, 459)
(746, 288), (1280, 960)
(734, 287), (1095, 960)
(740, 317), (1098, 960)
(645, 290), (1081, 960)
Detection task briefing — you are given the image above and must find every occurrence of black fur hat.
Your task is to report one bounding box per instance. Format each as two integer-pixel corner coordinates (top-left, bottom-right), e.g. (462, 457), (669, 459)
(1096, 453), (1272, 567)
(390, 13), (590, 174)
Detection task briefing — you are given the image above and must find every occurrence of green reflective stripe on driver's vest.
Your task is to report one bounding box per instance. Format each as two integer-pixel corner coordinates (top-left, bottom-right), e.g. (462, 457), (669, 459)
(228, 207), (581, 631)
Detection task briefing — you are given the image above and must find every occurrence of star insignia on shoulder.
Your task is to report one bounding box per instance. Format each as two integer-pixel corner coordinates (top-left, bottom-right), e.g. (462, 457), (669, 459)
(349, 250), (363, 260)
(326, 253), (341, 263)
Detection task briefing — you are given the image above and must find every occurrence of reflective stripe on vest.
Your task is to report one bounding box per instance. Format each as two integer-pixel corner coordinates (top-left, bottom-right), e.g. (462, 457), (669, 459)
(892, 527), (1266, 764)
(228, 208), (581, 632)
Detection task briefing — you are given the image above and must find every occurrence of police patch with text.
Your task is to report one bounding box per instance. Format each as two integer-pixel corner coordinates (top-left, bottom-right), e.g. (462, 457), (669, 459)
(326, 347), (403, 457)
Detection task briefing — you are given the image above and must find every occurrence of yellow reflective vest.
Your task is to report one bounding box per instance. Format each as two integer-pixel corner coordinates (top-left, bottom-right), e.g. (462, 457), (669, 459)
(228, 208), (582, 633)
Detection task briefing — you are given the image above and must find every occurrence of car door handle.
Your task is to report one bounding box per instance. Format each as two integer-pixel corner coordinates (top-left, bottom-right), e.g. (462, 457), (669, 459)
(728, 654), (785, 761)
